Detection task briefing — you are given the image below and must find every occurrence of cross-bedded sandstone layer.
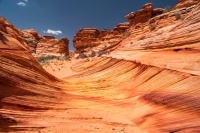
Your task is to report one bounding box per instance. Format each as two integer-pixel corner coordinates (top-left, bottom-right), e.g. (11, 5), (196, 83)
(0, 0), (200, 133)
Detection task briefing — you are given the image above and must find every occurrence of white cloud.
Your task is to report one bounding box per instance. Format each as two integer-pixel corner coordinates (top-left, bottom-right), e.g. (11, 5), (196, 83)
(46, 29), (62, 35)
(17, 2), (26, 6)
(24, 0), (28, 2)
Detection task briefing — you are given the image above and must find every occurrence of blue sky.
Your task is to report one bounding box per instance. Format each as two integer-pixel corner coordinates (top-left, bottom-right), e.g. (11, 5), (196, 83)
(0, 0), (177, 50)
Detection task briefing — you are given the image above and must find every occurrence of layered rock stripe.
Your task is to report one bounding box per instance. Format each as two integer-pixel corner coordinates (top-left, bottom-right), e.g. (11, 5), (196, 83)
(0, 0), (200, 133)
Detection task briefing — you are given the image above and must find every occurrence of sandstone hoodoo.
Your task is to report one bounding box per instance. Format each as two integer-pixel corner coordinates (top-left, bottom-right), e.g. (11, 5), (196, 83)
(58, 38), (69, 56)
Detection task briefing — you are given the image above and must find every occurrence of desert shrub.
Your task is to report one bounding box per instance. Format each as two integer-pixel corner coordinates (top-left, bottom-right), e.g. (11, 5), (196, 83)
(59, 55), (71, 61)
(76, 53), (87, 59)
(125, 32), (131, 37)
(175, 12), (181, 20)
(122, 32), (131, 40)
(149, 23), (156, 31)
(163, 6), (172, 13)
(32, 41), (38, 45)
(103, 45), (107, 49)
(98, 50), (108, 57)
(181, 17), (185, 21)
(23, 38), (30, 44)
(90, 51), (96, 57)
(37, 55), (59, 63)
(173, 48), (182, 52)
(63, 55), (71, 61)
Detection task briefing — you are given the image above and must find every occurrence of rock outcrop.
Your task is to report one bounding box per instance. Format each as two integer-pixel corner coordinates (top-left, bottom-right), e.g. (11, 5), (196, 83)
(21, 30), (69, 57)
(73, 22), (129, 51)
(0, 16), (26, 46)
(21, 29), (43, 53)
(58, 38), (69, 56)
(1, 1), (200, 133)
(36, 37), (69, 57)
(125, 3), (154, 27)
(125, 3), (164, 27)
(0, 16), (64, 132)
(173, 0), (199, 10)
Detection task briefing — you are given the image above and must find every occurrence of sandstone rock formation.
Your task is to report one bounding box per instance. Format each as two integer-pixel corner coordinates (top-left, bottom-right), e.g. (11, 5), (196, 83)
(58, 38), (69, 56)
(173, 0), (199, 10)
(125, 3), (164, 27)
(21, 29), (43, 53)
(21, 30), (69, 57)
(36, 36), (69, 57)
(1, 1), (200, 133)
(125, 3), (154, 27)
(0, 16), (26, 46)
(73, 22), (129, 51)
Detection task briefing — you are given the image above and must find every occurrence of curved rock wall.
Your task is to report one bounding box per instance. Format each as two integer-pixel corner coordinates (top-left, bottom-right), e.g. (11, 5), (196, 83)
(0, 1), (200, 133)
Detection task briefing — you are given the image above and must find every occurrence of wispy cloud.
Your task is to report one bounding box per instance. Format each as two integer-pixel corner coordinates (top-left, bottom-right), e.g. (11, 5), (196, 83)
(24, 0), (28, 2)
(17, 2), (26, 6)
(45, 29), (62, 35)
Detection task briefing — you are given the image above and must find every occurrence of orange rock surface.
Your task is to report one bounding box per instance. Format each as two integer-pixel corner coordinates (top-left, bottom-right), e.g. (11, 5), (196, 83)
(173, 0), (199, 10)
(21, 29), (43, 53)
(36, 36), (69, 57)
(0, 1), (200, 133)
(21, 30), (69, 57)
(73, 22), (129, 51)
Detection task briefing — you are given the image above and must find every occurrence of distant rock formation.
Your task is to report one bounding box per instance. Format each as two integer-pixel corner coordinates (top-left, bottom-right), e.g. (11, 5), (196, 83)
(73, 1), (199, 53)
(21, 29), (43, 53)
(58, 38), (69, 56)
(36, 36), (69, 57)
(21, 30), (69, 57)
(73, 22), (129, 50)
(124, 3), (164, 27)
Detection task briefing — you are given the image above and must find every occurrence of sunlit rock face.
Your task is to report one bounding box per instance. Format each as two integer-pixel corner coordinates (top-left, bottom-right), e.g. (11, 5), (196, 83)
(21, 30), (69, 57)
(125, 3), (155, 27)
(66, 2), (200, 132)
(21, 29), (43, 53)
(0, 1), (200, 133)
(36, 36), (69, 57)
(173, 0), (199, 10)
(0, 16), (65, 132)
(73, 22), (129, 51)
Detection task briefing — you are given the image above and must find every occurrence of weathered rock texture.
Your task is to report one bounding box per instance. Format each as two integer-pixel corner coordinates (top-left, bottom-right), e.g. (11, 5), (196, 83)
(173, 0), (199, 10)
(21, 29), (43, 53)
(1, 1), (200, 133)
(36, 36), (69, 57)
(21, 30), (69, 57)
(73, 22), (129, 51)
(0, 16), (26, 47)
(124, 3), (165, 28)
